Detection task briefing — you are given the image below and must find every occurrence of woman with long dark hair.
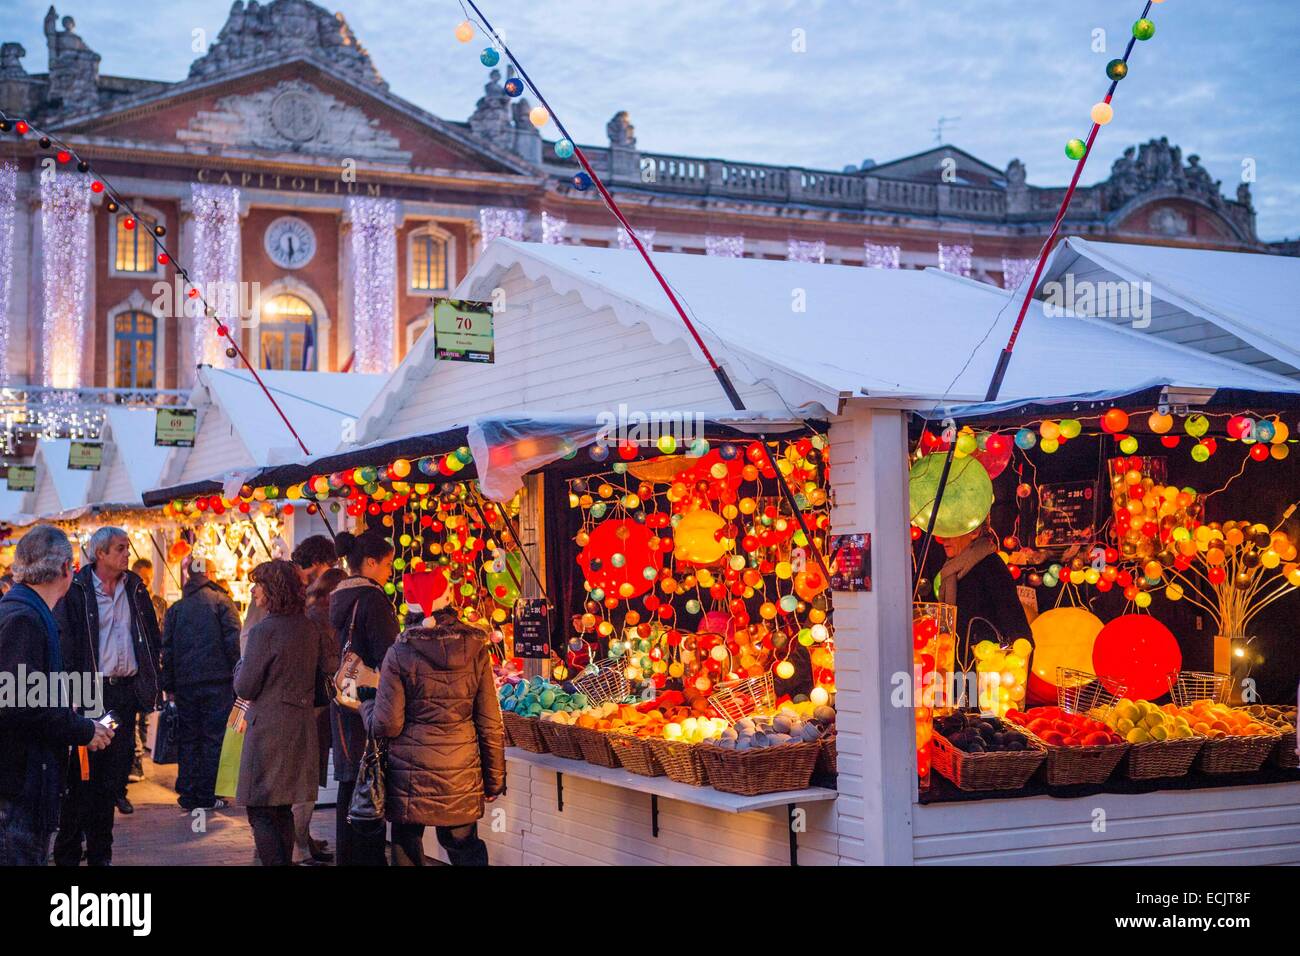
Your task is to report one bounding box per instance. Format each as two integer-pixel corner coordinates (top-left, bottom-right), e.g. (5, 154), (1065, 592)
(234, 560), (332, 866)
(329, 529), (398, 866)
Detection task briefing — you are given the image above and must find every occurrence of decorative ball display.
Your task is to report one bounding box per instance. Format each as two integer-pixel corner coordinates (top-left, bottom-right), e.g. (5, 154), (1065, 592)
(1026, 607), (1104, 705)
(578, 518), (661, 599)
(484, 551), (522, 608)
(1132, 18), (1156, 41)
(908, 453), (993, 538)
(1092, 614), (1182, 701)
(1065, 138), (1088, 161)
(673, 507), (728, 565)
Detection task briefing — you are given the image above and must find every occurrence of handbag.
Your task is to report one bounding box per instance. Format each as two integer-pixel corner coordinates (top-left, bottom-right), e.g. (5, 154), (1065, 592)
(214, 699), (249, 799)
(152, 700), (180, 765)
(333, 602), (379, 710)
(347, 733), (387, 833)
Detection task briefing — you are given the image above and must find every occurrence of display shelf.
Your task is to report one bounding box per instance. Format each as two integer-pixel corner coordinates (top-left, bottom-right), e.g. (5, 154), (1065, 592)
(506, 747), (838, 813)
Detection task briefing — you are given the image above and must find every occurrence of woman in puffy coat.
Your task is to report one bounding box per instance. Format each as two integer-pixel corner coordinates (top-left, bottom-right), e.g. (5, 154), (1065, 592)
(359, 577), (505, 866)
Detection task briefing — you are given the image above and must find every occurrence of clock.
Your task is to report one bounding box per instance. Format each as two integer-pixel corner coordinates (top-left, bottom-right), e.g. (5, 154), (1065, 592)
(264, 216), (317, 269)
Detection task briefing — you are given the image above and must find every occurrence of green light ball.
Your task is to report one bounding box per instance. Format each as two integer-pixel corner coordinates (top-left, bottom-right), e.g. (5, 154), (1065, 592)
(908, 453), (994, 538)
(1106, 58), (1129, 81)
(1065, 138), (1088, 161)
(1132, 18), (1155, 41)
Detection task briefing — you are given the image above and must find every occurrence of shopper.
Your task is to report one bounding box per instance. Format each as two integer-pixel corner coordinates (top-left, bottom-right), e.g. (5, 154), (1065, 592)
(292, 535), (337, 586)
(234, 560), (332, 866)
(161, 555), (241, 811)
(294, 566), (346, 865)
(0, 526), (112, 866)
(329, 528), (398, 866)
(53, 527), (161, 866)
(360, 579), (505, 866)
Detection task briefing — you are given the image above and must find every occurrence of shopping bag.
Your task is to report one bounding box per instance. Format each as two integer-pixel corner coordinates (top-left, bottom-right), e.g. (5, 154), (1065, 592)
(214, 700), (249, 799)
(152, 700), (180, 765)
(347, 733), (387, 834)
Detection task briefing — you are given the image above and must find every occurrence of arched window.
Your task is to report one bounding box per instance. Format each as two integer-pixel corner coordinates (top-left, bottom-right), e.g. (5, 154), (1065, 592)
(259, 293), (317, 370)
(408, 226), (453, 293)
(113, 212), (157, 274)
(114, 310), (157, 389)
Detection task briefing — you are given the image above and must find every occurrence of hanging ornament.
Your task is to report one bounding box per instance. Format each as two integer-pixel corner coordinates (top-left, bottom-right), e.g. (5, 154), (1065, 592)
(1106, 58), (1129, 81)
(555, 138), (575, 159)
(480, 47), (500, 67)
(1065, 138), (1088, 161)
(455, 20), (475, 43)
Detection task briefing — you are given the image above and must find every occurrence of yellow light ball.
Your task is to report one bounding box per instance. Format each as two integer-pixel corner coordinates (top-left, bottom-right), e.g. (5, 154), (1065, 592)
(775, 660), (795, 680)
(529, 106), (549, 128)
(1090, 102), (1114, 125)
(809, 686), (830, 707)
(454, 20), (474, 43)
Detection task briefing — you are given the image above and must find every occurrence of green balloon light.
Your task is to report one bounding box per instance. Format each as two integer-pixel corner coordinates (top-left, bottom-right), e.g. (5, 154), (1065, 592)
(1119, 435), (1139, 455)
(955, 431), (978, 456)
(1191, 443), (1210, 463)
(1065, 138), (1088, 161)
(1132, 18), (1156, 41)
(1185, 414), (1210, 438)
(1059, 419), (1082, 440)
(485, 552), (522, 607)
(1106, 58), (1129, 81)
(908, 453), (994, 538)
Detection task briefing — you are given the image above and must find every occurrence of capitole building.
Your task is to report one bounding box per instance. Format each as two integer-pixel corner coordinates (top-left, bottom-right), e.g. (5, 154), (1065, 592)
(0, 0), (1287, 399)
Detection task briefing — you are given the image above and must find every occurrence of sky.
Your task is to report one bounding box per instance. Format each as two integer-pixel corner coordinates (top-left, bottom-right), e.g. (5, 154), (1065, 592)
(7, 0), (1299, 239)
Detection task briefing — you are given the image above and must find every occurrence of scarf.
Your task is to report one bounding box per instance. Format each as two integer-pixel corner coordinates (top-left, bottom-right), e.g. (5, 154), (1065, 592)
(937, 536), (998, 608)
(5, 583), (63, 673)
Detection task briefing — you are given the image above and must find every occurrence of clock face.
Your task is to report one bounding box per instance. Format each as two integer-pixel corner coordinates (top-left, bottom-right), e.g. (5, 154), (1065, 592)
(264, 216), (317, 269)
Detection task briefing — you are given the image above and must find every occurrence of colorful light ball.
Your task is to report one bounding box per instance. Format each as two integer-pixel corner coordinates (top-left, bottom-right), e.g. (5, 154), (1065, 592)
(571, 172), (593, 190)
(1014, 428), (1037, 450)
(504, 77), (525, 97)
(554, 138), (575, 159)
(1090, 102), (1114, 125)
(1185, 414), (1210, 438)
(775, 660), (795, 680)
(1101, 408), (1129, 434)
(907, 453), (994, 538)
(1092, 614), (1181, 700)
(480, 47), (500, 66)
(1119, 435), (1139, 455)
(528, 106), (550, 128)
(1132, 18), (1156, 41)
(1254, 420), (1276, 443)
(1148, 411), (1174, 434)
(1106, 58), (1129, 81)
(1065, 138), (1088, 161)
(455, 20), (475, 42)
(673, 508), (728, 565)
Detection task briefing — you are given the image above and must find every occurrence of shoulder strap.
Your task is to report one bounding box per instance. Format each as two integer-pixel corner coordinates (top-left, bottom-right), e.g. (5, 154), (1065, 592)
(340, 599), (362, 655)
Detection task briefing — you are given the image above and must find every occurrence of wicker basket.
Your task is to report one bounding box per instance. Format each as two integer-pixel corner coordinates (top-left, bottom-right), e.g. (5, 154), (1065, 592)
(647, 737), (710, 786)
(1240, 706), (1298, 769)
(815, 734), (837, 778)
(696, 741), (821, 796)
(930, 730), (1045, 792)
(1196, 732), (1279, 775)
(1015, 725), (1128, 786)
(501, 711), (514, 748)
(573, 658), (631, 707)
(709, 673), (776, 724)
(537, 719), (585, 760)
(607, 733), (663, 777)
(572, 725), (622, 769)
(1169, 671), (1232, 707)
(1120, 736), (1204, 780)
(502, 711), (548, 754)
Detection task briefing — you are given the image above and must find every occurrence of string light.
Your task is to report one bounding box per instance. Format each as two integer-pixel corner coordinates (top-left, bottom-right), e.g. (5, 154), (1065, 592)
(787, 238), (825, 264)
(348, 196), (398, 375)
(705, 234), (745, 259)
(1001, 256), (1038, 290)
(616, 226), (654, 251)
(40, 173), (90, 389)
(541, 211), (567, 245)
(937, 242), (973, 278)
(864, 241), (901, 270)
(478, 206), (525, 250)
(0, 162), (15, 387)
(189, 183), (241, 369)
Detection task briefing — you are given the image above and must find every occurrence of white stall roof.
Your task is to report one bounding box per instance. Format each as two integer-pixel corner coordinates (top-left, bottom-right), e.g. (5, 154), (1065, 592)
(0, 487), (32, 526)
(95, 406), (174, 507)
(158, 367), (387, 492)
(1035, 237), (1300, 380)
(26, 439), (96, 519)
(457, 240), (1298, 413)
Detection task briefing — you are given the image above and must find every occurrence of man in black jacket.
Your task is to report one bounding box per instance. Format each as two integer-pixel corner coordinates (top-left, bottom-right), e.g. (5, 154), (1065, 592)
(161, 555), (241, 811)
(0, 526), (112, 865)
(53, 526), (161, 866)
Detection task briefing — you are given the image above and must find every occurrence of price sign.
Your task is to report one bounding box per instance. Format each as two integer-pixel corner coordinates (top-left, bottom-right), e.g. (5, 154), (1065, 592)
(1035, 481), (1098, 550)
(828, 533), (872, 592)
(5, 465), (35, 491)
(68, 441), (104, 471)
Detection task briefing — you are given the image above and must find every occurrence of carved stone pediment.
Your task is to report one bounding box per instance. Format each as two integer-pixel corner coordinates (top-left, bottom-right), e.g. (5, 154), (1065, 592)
(175, 78), (410, 163)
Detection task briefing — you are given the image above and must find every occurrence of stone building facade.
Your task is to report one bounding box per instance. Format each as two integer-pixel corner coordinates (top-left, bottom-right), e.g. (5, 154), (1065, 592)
(0, 0), (1282, 396)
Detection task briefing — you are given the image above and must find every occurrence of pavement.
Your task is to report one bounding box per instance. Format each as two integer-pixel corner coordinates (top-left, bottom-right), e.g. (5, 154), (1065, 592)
(91, 757), (337, 867)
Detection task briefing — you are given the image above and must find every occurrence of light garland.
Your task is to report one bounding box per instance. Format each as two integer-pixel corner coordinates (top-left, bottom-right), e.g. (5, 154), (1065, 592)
(541, 211), (567, 245)
(787, 238), (825, 264)
(937, 242), (973, 278)
(0, 162), (15, 386)
(348, 196), (398, 375)
(864, 241), (901, 270)
(1001, 256), (1038, 291)
(706, 234), (744, 258)
(189, 183), (241, 369)
(479, 206), (525, 250)
(40, 173), (90, 388)
(616, 226), (654, 251)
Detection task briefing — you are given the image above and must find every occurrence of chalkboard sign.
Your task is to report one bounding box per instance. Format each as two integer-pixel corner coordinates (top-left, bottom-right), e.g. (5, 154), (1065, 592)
(1035, 481), (1098, 550)
(513, 598), (552, 659)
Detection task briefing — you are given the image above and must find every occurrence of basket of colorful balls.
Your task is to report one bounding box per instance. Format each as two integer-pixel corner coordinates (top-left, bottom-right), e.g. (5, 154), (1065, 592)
(697, 701), (830, 795)
(1239, 705), (1297, 769)
(497, 677), (593, 755)
(1005, 706), (1129, 786)
(1165, 699), (1279, 775)
(930, 711), (1045, 792)
(1100, 699), (1205, 780)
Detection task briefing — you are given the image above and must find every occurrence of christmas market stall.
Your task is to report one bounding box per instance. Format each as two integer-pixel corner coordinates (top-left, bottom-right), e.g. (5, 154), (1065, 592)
(144, 237), (1300, 865)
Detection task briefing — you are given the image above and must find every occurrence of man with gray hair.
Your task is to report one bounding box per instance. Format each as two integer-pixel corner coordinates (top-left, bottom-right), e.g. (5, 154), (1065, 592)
(53, 526), (161, 867)
(0, 525), (112, 865)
